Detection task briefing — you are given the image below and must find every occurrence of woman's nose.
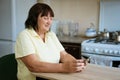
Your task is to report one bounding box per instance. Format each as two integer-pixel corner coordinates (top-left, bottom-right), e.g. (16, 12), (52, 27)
(47, 19), (52, 24)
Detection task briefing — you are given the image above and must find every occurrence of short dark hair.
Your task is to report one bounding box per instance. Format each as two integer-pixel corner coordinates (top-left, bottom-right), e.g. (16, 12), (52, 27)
(25, 3), (54, 30)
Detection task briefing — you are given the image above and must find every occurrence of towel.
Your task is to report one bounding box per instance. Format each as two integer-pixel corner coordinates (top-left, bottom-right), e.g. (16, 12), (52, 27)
(90, 55), (113, 67)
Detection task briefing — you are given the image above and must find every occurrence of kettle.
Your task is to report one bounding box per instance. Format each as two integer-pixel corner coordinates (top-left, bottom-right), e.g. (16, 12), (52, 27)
(85, 23), (97, 37)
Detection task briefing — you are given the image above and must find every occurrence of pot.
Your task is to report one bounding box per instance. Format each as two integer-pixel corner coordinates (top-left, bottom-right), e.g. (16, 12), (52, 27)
(114, 32), (120, 42)
(116, 35), (120, 42)
(100, 31), (109, 40)
(103, 32), (109, 39)
(99, 29), (115, 40)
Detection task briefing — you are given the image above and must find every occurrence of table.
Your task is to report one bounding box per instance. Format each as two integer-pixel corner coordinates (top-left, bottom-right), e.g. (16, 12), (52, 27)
(32, 64), (120, 80)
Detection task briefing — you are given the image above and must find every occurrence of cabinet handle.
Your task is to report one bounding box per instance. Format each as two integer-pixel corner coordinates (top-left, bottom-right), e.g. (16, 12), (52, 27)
(73, 48), (76, 50)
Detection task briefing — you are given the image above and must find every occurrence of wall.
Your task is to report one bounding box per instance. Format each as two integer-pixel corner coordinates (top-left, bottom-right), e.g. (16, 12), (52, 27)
(38, 0), (99, 36)
(15, 0), (37, 39)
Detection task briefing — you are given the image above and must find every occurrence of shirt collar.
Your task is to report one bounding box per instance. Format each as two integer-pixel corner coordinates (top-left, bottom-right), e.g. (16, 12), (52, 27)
(27, 28), (50, 37)
(27, 28), (39, 37)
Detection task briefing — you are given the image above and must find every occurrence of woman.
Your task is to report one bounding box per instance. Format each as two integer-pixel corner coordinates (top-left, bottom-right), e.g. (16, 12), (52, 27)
(15, 3), (86, 80)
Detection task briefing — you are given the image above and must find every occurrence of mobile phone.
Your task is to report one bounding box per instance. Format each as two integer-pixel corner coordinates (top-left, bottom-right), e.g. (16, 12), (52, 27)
(82, 56), (90, 64)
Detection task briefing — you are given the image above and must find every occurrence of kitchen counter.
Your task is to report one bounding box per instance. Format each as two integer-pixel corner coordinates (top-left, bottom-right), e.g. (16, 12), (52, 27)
(57, 36), (91, 43)
(32, 63), (120, 80)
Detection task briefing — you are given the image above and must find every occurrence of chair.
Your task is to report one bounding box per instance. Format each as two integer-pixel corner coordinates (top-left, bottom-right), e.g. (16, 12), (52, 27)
(0, 53), (17, 80)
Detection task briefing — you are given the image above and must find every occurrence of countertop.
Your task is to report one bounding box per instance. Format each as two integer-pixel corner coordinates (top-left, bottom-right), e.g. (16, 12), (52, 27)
(32, 63), (120, 80)
(57, 36), (91, 43)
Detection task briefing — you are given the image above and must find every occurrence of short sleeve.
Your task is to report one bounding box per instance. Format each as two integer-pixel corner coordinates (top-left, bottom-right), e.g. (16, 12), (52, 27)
(15, 30), (35, 58)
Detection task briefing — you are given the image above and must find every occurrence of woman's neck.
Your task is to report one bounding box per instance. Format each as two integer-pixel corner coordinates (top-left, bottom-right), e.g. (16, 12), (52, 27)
(36, 30), (46, 42)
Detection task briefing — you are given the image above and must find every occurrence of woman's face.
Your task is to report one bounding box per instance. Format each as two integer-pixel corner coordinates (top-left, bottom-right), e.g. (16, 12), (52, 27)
(37, 13), (53, 33)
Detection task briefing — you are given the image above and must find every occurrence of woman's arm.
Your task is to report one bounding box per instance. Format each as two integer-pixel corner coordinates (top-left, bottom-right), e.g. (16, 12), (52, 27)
(20, 51), (86, 73)
(20, 54), (64, 73)
(20, 53), (77, 73)
(60, 50), (76, 63)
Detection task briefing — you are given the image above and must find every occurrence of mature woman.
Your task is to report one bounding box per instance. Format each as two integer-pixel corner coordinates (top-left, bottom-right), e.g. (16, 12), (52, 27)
(15, 3), (86, 80)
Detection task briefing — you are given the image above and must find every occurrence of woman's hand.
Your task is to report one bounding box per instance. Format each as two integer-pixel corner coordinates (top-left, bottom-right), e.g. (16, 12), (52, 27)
(76, 59), (87, 72)
(60, 51), (87, 73)
(61, 59), (86, 73)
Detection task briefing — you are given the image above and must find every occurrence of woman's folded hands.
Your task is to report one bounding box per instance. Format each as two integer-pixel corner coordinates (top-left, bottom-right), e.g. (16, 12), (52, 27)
(61, 54), (87, 73)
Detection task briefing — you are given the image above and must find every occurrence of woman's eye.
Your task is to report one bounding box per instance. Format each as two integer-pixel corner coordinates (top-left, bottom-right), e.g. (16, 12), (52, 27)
(50, 17), (53, 20)
(44, 17), (48, 20)
(43, 16), (53, 20)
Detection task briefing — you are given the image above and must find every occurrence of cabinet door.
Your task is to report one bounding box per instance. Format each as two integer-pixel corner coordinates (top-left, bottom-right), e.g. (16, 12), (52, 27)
(61, 42), (81, 59)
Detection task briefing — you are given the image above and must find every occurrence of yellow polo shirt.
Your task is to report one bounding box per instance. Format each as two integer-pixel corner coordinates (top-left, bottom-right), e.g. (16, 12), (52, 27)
(15, 29), (64, 80)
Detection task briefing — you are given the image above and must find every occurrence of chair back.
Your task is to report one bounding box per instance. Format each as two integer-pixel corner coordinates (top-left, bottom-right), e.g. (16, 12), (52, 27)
(0, 53), (17, 80)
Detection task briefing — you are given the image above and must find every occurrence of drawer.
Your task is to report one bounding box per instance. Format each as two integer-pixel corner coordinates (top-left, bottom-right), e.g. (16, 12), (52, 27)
(61, 42), (81, 59)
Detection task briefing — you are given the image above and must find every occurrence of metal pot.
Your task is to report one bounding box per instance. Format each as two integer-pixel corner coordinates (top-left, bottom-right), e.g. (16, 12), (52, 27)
(109, 32), (114, 40)
(115, 32), (120, 42)
(100, 31), (110, 40)
(116, 35), (120, 42)
(103, 32), (109, 39)
(101, 29), (109, 39)
(98, 31), (116, 40)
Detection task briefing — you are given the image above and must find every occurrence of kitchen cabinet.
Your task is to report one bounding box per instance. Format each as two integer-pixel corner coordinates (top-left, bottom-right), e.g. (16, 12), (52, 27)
(61, 42), (81, 59)
(58, 36), (90, 59)
(0, 0), (36, 57)
(99, 0), (120, 31)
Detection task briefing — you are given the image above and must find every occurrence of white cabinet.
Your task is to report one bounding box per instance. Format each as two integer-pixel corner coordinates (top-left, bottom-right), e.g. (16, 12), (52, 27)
(99, 0), (120, 32)
(0, 0), (36, 57)
(0, 0), (36, 41)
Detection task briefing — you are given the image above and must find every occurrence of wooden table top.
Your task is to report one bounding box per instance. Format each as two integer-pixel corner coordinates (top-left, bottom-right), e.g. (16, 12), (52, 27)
(32, 64), (120, 80)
